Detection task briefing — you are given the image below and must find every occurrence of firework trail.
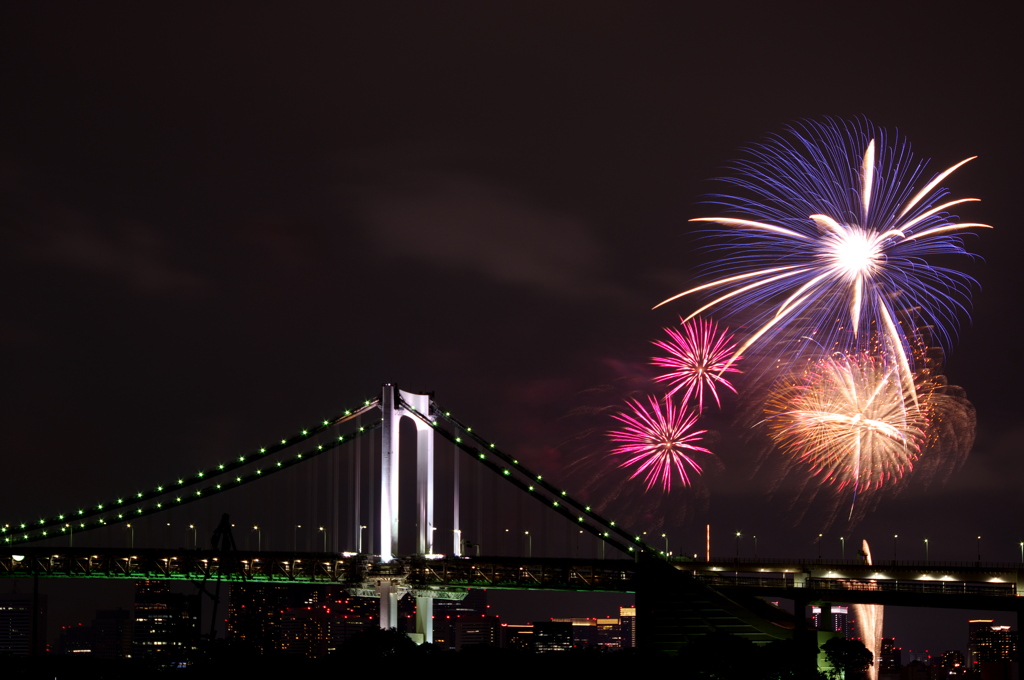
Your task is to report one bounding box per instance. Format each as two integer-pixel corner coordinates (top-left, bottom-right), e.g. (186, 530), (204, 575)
(656, 118), (989, 397)
(651, 317), (742, 411)
(609, 396), (712, 492)
(765, 352), (928, 514)
(853, 540), (883, 680)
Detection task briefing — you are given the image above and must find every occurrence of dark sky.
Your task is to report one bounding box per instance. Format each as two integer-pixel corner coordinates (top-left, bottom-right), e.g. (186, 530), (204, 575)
(2, 2), (1022, 655)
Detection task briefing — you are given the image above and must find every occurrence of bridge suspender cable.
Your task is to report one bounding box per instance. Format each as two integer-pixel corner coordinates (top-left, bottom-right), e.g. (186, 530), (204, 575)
(401, 397), (661, 559)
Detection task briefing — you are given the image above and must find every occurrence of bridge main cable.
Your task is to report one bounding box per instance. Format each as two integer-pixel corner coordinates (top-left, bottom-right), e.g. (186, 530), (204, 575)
(4, 398), (381, 545)
(401, 397), (661, 559)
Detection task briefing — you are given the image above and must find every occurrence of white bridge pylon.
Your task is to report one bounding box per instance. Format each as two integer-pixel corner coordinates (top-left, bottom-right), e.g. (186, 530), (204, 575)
(375, 383), (460, 641)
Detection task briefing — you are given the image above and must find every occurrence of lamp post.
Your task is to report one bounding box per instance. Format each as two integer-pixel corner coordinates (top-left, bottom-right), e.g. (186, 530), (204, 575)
(736, 532), (741, 559)
(66, 523), (72, 548)
(753, 535), (758, 559)
(1019, 542), (1023, 564)
(125, 523), (134, 549)
(294, 524), (302, 551)
(924, 538), (929, 563)
(319, 526), (327, 552)
(252, 526), (261, 551)
(840, 536), (845, 560)
(188, 524), (197, 550)
(662, 533), (669, 554)
(817, 534), (822, 560)
(577, 530), (583, 558)
(358, 525), (367, 554)
(893, 534), (898, 561)
(977, 536), (981, 562)
(525, 531), (532, 558)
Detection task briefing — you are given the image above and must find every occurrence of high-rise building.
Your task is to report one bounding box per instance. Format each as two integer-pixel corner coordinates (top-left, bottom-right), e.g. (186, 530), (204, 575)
(620, 606), (636, 648)
(92, 609), (133, 659)
(0, 593), (47, 656)
(132, 581), (200, 659)
(227, 583), (292, 654)
(434, 589), (488, 650)
(879, 637), (902, 673)
(811, 605), (849, 637)
(968, 620), (1018, 666)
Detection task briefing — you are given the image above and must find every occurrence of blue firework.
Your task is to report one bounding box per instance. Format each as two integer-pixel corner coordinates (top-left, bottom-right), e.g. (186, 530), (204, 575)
(656, 118), (989, 385)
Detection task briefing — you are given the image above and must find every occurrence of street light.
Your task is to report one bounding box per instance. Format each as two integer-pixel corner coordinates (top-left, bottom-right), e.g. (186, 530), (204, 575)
(924, 538), (929, 563)
(358, 525), (367, 554)
(1019, 541), (1023, 564)
(840, 536), (845, 560)
(525, 531), (532, 558)
(893, 534), (898, 561)
(294, 524), (302, 551)
(577, 530), (584, 558)
(319, 526), (327, 552)
(66, 523), (72, 548)
(662, 533), (669, 554)
(125, 523), (134, 549)
(977, 536), (982, 562)
(188, 524), (197, 550)
(753, 535), (758, 559)
(736, 532), (741, 559)
(817, 534), (822, 560)
(252, 525), (261, 552)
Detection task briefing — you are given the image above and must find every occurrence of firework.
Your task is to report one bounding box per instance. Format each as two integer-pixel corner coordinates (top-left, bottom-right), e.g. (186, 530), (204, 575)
(609, 396), (712, 491)
(651, 317), (741, 411)
(656, 119), (989, 388)
(765, 352), (928, 494)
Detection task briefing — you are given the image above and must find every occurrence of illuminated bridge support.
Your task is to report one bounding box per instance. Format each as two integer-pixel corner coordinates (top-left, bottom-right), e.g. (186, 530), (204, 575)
(378, 384), (437, 641)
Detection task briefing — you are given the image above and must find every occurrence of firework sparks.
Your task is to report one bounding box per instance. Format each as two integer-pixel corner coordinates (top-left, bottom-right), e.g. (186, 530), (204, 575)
(609, 396), (712, 491)
(765, 352), (928, 496)
(656, 119), (990, 389)
(651, 317), (741, 411)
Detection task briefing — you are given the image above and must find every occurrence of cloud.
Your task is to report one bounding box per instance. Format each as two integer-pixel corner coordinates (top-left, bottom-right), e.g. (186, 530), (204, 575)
(19, 209), (208, 296)
(356, 172), (631, 303)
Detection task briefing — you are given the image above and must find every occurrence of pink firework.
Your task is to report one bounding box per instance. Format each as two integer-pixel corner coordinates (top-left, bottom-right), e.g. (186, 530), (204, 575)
(651, 317), (741, 411)
(609, 397), (712, 491)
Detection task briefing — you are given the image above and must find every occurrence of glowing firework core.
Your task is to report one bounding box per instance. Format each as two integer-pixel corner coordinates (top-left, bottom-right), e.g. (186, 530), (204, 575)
(825, 227), (881, 280)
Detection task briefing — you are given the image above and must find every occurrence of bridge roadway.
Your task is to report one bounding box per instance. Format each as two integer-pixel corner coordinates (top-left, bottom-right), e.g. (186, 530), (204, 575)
(0, 548), (637, 595)
(686, 557), (1024, 611)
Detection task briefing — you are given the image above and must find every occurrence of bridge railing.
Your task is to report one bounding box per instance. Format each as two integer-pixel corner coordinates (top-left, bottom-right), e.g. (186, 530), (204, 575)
(684, 557), (1024, 571)
(693, 573), (1018, 597)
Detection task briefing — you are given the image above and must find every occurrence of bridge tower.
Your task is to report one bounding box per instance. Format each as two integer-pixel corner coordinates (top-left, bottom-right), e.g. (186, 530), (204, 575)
(376, 384), (443, 642)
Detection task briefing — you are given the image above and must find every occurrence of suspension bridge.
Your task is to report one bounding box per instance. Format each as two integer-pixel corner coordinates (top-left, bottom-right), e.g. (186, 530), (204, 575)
(1, 384), (1021, 654)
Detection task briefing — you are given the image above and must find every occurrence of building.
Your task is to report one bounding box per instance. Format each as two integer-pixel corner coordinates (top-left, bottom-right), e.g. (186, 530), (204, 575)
(879, 637), (902, 675)
(132, 581), (200, 659)
(0, 593), (47, 656)
(433, 589), (488, 650)
(811, 605), (850, 637)
(533, 621), (573, 652)
(969, 620), (1018, 666)
(550, 617), (625, 649)
(93, 609), (133, 659)
(620, 606), (636, 648)
(501, 623), (533, 651)
(227, 583), (292, 654)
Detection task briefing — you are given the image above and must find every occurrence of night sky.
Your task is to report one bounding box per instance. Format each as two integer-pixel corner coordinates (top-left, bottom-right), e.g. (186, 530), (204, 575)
(2, 3), (1022, 656)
